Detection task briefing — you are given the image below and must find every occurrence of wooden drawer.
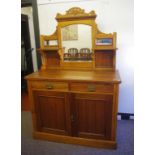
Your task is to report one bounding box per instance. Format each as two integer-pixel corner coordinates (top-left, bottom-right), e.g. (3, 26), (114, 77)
(31, 81), (68, 90)
(70, 82), (113, 93)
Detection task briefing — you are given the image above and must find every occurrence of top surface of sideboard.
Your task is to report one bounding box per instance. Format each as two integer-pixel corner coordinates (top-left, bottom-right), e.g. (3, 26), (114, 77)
(25, 70), (121, 84)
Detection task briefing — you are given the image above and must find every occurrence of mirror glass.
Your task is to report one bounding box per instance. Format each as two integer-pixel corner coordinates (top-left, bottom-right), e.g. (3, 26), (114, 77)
(61, 24), (92, 61)
(44, 40), (58, 46)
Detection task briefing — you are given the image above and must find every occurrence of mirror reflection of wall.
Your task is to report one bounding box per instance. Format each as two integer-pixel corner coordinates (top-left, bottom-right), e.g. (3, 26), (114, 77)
(61, 24), (92, 61)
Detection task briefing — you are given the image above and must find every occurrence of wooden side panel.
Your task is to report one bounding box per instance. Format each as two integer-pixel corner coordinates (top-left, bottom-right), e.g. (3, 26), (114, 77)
(46, 51), (60, 67)
(73, 94), (113, 140)
(111, 84), (119, 141)
(33, 91), (71, 135)
(95, 50), (113, 68)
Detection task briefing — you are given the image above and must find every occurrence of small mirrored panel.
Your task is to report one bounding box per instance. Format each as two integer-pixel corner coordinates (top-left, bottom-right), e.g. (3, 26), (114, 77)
(96, 38), (112, 46)
(61, 24), (92, 61)
(44, 40), (58, 47)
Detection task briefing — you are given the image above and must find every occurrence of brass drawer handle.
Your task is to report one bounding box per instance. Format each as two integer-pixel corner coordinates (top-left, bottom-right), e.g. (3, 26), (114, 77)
(87, 85), (96, 92)
(45, 84), (54, 89)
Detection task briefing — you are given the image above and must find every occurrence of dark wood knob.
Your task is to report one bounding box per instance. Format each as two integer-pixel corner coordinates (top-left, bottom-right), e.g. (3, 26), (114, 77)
(71, 114), (75, 122)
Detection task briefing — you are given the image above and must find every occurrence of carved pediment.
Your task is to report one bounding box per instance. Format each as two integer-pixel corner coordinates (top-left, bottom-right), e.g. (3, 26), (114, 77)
(56, 7), (96, 21)
(66, 7), (85, 15)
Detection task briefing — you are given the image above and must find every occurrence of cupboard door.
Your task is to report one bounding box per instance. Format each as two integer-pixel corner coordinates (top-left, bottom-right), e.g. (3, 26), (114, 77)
(33, 90), (71, 135)
(73, 93), (113, 140)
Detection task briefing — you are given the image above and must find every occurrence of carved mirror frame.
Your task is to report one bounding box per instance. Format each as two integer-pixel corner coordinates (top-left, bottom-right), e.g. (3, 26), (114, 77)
(56, 7), (97, 69)
(40, 7), (116, 70)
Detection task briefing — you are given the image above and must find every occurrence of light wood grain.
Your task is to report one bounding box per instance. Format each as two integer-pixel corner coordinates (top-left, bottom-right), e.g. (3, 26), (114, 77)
(25, 7), (121, 149)
(39, 7), (117, 71)
(25, 70), (121, 83)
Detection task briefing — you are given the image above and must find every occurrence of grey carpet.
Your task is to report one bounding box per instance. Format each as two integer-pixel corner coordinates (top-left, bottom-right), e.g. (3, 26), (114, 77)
(21, 112), (134, 155)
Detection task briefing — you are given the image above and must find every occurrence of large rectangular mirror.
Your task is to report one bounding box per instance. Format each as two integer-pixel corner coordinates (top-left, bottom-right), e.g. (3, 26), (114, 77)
(61, 24), (92, 61)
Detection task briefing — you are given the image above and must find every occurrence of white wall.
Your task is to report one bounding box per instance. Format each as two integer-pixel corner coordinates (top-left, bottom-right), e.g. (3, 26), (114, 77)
(37, 0), (134, 114)
(21, 7), (38, 72)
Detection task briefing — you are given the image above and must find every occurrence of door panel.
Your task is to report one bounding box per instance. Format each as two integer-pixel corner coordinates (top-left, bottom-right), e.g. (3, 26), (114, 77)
(33, 90), (71, 135)
(74, 93), (113, 140)
(21, 14), (33, 74)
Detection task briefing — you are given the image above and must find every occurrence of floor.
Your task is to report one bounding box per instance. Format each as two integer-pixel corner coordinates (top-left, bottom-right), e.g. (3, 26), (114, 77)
(21, 111), (134, 155)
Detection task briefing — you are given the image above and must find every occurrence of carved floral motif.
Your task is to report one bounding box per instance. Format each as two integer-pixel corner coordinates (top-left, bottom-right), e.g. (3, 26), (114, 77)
(56, 7), (96, 20)
(66, 7), (85, 15)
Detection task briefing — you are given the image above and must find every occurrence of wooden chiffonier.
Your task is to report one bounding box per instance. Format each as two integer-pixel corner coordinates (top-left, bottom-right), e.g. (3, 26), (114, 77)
(25, 7), (121, 149)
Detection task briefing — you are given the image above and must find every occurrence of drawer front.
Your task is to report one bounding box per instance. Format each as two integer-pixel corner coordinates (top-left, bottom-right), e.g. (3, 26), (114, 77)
(70, 82), (113, 93)
(31, 81), (68, 90)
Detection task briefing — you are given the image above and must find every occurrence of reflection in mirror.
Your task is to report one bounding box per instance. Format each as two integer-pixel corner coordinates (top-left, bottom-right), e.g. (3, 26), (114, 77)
(61, 24), (92, 61)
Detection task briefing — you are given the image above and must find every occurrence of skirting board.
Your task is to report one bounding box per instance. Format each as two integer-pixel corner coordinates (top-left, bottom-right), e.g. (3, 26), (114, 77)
(117, 113), (134, 120)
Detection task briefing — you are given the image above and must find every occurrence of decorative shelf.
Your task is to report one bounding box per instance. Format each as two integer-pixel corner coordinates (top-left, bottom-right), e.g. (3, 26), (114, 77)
(37, 47), (59, 52)
(93, 48), (117, 51)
